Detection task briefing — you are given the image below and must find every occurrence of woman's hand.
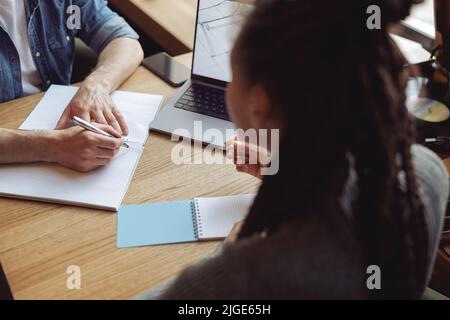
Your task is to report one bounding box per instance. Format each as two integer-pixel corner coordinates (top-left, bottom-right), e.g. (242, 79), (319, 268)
(225, 137), (271, 180)
(50, 124), (123, 172)
(225, 220), (244, 243)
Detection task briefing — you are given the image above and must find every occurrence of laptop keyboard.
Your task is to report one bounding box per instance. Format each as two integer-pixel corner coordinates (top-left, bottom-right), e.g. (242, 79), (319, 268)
(174, 83), (230, 121)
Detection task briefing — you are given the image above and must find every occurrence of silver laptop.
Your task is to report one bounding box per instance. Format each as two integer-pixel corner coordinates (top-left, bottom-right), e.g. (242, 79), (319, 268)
(151, 0), (253, 149)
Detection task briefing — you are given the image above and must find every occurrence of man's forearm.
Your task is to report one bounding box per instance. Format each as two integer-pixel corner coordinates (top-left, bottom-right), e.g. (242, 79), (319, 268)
(0, 129), (55, 164)
(82, 38), (144, 92)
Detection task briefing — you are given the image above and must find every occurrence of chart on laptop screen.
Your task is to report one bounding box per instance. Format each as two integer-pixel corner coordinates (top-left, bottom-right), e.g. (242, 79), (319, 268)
(193, 0), (253, 82)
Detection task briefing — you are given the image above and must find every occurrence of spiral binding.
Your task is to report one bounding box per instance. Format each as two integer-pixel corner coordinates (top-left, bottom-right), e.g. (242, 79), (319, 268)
(191, 198), (203, 239)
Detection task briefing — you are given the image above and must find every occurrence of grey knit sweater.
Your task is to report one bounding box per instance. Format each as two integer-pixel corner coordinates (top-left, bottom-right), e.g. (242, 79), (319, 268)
(160, 216), (368, 299)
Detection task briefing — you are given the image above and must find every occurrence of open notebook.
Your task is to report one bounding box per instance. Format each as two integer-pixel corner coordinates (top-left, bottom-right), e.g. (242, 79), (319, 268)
(0, 85), (163, 211)
(117, 194), (256, 248)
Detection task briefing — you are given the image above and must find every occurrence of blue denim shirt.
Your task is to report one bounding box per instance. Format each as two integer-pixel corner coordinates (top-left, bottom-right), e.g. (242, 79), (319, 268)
(0, 0), (139, 103)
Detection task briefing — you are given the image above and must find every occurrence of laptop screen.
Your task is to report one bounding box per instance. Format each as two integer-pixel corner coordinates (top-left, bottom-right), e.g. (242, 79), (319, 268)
(192, 0), (254, 83)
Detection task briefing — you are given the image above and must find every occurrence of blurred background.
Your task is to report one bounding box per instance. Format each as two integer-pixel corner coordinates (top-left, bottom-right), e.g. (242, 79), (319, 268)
(71, 0), (439, 80)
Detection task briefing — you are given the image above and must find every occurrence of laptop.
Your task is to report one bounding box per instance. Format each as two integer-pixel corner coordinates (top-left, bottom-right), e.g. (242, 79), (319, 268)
(151, 0), (254, 149)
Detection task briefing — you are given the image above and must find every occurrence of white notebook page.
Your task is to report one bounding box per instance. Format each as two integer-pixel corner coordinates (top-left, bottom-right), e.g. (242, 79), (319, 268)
(195, 194), (256, 239)
(0, 85), (163, 211)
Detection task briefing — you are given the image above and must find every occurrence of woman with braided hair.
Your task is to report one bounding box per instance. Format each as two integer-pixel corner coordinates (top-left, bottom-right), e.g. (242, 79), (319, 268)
(138, 0), (448, 299)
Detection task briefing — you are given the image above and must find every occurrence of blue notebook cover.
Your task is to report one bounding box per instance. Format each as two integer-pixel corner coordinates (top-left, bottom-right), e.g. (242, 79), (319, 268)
(117, 200), (197, 248)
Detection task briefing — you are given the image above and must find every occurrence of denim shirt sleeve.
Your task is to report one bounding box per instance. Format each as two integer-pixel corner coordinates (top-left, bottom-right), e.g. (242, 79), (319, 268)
(74, 0), (139, 55)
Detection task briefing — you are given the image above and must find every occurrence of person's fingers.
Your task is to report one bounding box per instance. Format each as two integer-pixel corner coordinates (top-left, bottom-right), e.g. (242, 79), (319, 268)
(77, 165), (100, 173)
(235, 140), (259, 157)
(226, 220), (244, 243)
(236, 164), (261, 179)
(233, 141), (252, 163)
(112, 107), (129, 136)
(225, 136), (238, 161)
(104, 110), (122, 135)
(55, 107), (72, 129)
(65, 125), (85, 135)
(228, 137), (268, 167)
(235, 153), (247, 165)
(94, 123), (122, 138)
(236, 164), (249, 173)
(234, 140), (270, 167)
(248, 165), (262, 179)
(91, 110), (108, 125)
(230, 221), (243, 235)
(94, 134), (123, 150)
(78, 111), (91, 123)
(225, 136), (237, 149)
(95, 147), (119, 159)
(93, 157), (112, 166)
(234, 142), (255, 165)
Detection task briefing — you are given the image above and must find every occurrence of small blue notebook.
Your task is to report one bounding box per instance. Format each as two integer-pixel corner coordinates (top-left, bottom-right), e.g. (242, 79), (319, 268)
(117, 194), (255, 248)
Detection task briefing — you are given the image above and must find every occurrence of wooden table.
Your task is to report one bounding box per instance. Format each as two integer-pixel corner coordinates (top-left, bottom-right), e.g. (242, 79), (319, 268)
(0, 53), (260, 299)
(109, 0), (198, 56)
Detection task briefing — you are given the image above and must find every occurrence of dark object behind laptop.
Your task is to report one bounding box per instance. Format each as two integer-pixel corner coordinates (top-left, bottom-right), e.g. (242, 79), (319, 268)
(0, 262), (13, 300)
(142, 52), (190, 87)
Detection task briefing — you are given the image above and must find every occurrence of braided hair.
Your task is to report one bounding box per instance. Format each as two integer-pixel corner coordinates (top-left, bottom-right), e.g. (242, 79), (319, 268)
(234, 0), (428, 299)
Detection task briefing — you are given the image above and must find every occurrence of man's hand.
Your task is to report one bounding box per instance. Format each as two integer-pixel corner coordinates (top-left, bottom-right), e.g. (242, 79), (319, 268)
(56, 83), (129, 135)
(55, 37), (143, 135)
(51, 124), (123, 172)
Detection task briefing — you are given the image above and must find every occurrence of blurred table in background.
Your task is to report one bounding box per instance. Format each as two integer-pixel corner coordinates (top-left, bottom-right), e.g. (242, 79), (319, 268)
(109, 0), (198, 55)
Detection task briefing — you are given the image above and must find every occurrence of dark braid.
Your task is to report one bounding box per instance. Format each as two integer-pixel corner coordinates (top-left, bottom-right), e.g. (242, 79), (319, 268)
(234, 0), (429, 299)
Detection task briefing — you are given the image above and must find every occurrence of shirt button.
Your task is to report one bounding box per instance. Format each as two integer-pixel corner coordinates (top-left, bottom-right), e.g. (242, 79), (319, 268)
(35, 52), (40, 57)
(46, 80), (51, 85)
(66, 36), (70, 41)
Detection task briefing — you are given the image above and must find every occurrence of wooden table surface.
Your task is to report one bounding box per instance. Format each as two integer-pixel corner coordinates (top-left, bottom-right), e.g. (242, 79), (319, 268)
(109, 0), (198, 55)
(0, 53), (260, 300)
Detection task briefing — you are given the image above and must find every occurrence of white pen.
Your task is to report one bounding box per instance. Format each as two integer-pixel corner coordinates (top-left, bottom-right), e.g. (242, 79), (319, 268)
(71, 116), (130, 149)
